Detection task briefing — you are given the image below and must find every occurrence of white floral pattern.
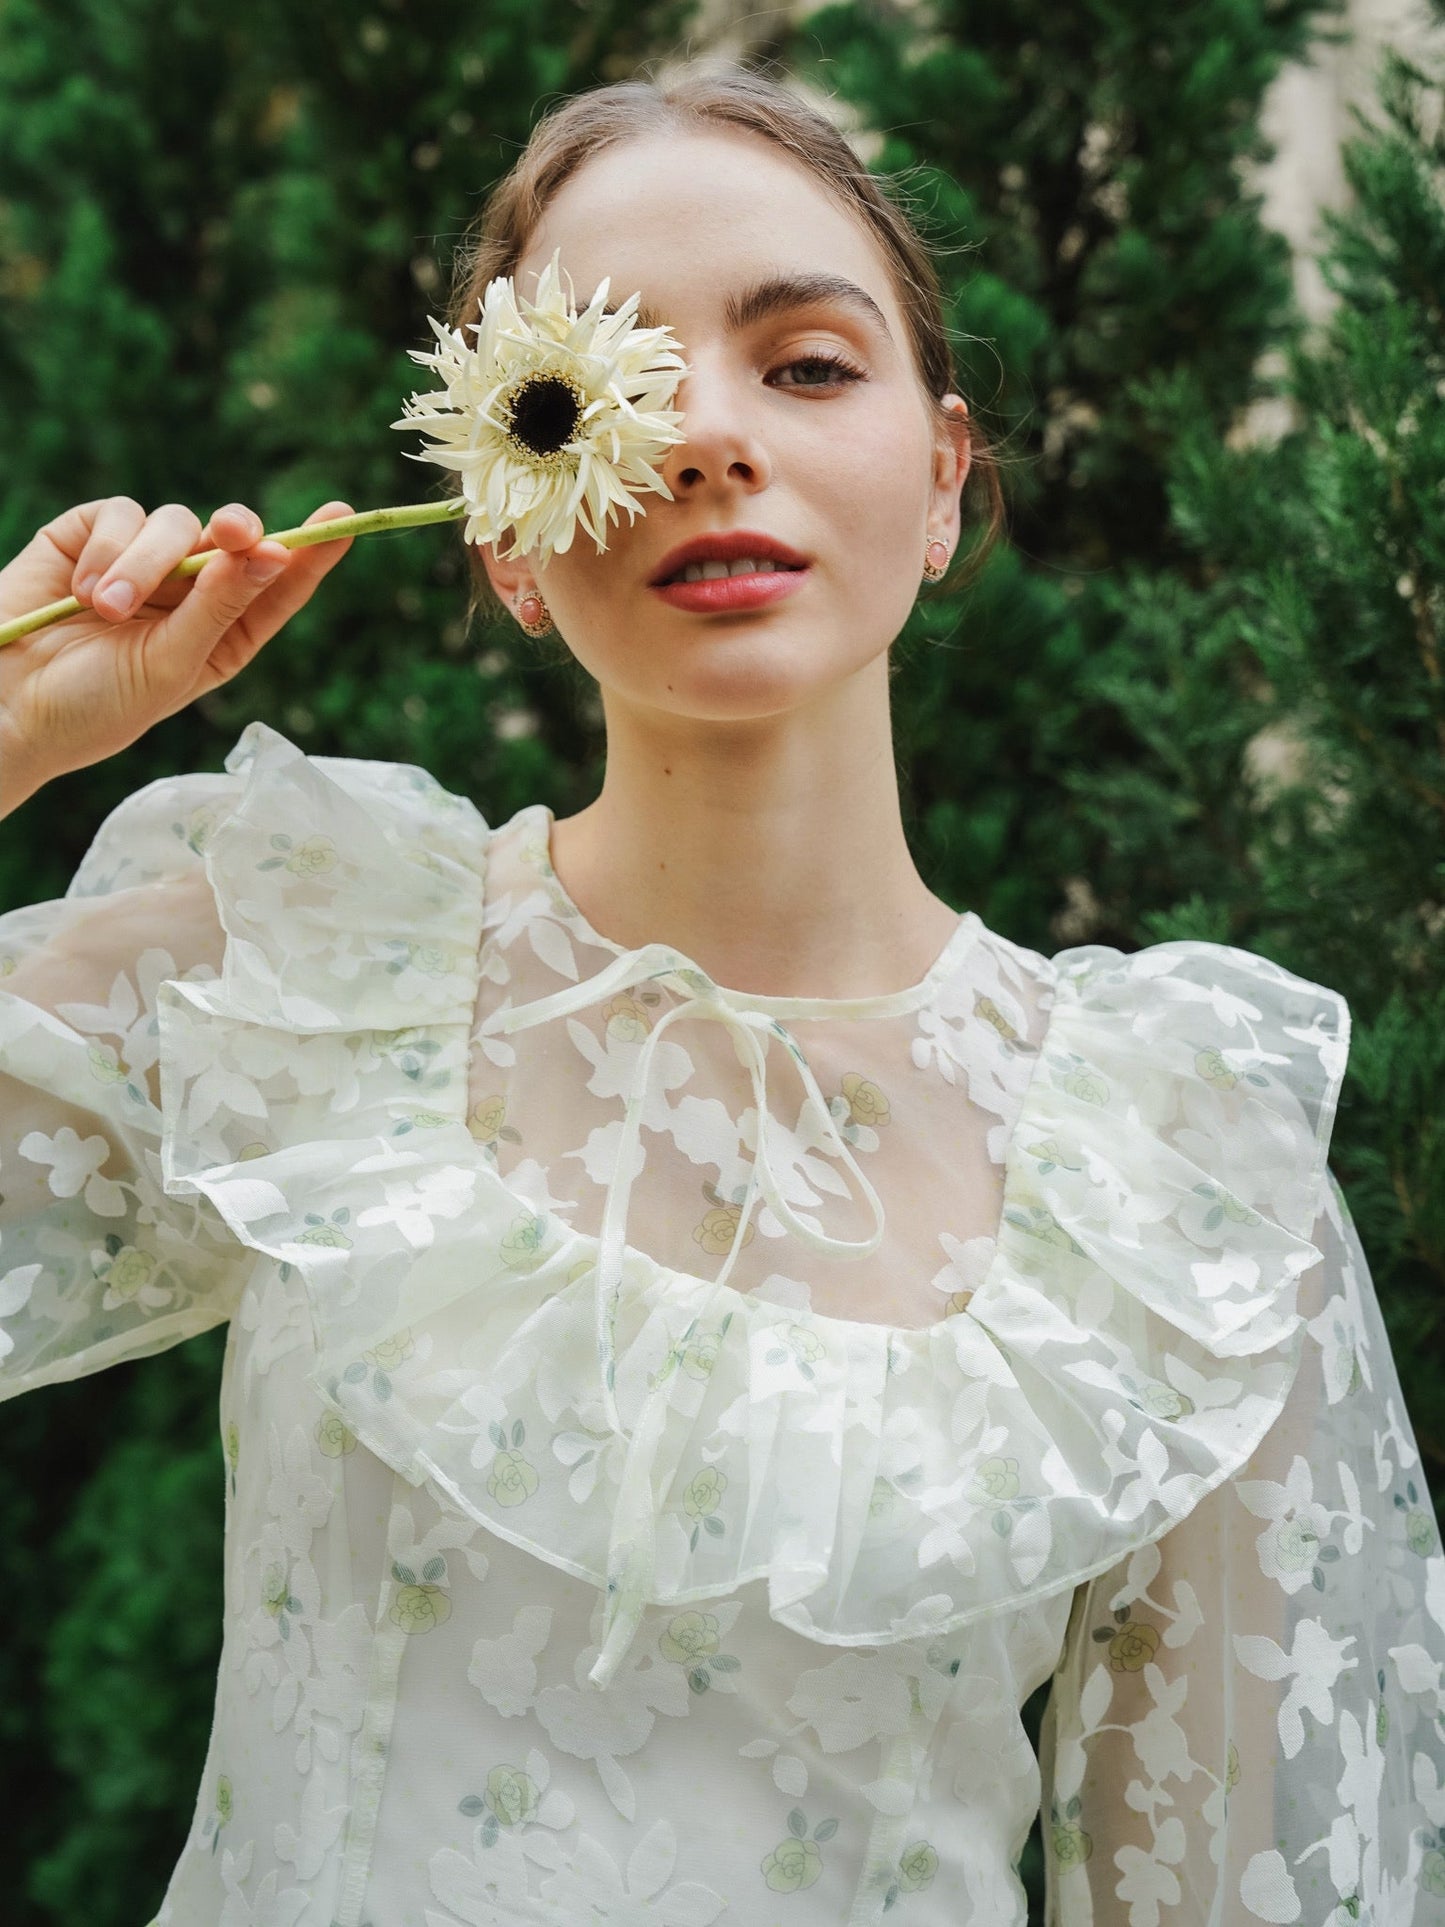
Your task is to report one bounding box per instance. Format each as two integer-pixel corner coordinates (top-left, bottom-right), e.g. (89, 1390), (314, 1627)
(1, 718), (1439, 1925)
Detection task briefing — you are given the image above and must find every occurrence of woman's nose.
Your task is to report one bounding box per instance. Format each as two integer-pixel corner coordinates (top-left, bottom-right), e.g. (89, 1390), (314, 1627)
(661, 364), (771, 493)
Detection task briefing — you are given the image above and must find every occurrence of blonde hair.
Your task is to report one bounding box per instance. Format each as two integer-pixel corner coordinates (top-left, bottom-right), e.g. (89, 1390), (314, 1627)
(443, 59), (1008, 632)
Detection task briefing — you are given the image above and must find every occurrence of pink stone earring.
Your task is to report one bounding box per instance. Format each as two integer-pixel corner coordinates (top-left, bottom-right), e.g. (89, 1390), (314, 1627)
(922, 540), (950, 583)
(516, 590), (554, 639)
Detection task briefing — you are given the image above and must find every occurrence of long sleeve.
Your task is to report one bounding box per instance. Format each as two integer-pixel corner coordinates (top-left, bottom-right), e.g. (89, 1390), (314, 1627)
(0, 766), (252, 1396)
(1038, 1168), (1445, 1924)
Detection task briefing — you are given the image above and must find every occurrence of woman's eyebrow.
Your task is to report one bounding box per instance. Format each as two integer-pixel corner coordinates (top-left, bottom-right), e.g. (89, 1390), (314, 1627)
(599, 270), (892, 340)
(725, 270), (892, 338)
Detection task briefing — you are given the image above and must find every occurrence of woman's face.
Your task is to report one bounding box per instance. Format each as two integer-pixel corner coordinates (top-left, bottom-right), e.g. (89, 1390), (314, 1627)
(483, 125), (971, 722)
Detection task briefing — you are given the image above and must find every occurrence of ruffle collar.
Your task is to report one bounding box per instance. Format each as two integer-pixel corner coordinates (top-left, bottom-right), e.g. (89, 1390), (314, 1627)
(157, 722), (1350, 1690)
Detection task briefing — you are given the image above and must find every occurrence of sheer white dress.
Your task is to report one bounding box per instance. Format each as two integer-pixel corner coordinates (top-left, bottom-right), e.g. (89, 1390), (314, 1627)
(2, 720), (1441, 1926)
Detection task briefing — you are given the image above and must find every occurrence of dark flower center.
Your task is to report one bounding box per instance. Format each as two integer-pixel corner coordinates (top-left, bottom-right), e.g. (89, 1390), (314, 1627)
(506, 372), (584, 460)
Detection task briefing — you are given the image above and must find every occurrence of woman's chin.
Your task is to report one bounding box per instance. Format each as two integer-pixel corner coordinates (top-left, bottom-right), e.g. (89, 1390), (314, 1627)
(632, 653), (874, 724)
(569, 599), (888, 720)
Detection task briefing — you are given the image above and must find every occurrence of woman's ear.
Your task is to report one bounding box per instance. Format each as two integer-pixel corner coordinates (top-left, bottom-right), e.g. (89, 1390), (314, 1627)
(928, 395), (973, 548)
(478, 530), (539, 617)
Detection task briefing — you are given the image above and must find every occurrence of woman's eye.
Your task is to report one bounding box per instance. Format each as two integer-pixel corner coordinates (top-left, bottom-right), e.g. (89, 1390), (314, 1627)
(769, 352), (866, 391)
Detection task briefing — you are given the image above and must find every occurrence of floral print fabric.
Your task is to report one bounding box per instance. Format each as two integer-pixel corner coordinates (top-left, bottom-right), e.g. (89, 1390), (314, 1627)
(1039, 1167), (1445, 1923)
(1, 718), (1440, 1926)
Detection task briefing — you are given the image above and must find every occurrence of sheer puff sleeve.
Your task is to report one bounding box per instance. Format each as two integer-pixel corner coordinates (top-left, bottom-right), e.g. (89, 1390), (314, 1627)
(1039, 1163), (1445, 1924)
(0, 759), (251, 1396)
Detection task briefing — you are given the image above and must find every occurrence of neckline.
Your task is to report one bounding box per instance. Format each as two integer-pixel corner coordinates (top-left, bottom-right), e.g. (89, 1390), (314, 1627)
(459, 934), (1066, 1346)
(516, 802), (984, 1019)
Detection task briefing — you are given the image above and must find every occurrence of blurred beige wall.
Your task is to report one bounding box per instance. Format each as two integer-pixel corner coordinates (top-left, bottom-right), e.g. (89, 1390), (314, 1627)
(1249, 0), (1445, 324)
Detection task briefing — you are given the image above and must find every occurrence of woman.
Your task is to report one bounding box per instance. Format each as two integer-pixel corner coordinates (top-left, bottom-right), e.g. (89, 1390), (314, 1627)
(1, 62), (1440, 1927)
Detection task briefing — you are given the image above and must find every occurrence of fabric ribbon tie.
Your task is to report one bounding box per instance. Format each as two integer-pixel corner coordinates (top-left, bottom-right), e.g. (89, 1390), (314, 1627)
(493, 942), (887, 1688)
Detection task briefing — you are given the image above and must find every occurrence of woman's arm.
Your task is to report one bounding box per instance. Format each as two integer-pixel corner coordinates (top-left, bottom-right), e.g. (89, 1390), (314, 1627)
(0, 769), (252, 1397)
(1039, 1173), (1445, 1923)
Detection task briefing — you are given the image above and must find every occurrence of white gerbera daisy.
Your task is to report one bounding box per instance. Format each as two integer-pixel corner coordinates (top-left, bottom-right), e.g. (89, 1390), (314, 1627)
(0, 252), (690, 650)
(389, 246), (690, 565)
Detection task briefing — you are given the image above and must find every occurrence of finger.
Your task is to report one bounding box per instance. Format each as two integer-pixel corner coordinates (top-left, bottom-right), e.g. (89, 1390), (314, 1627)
(37, 497), (114, 563)
(143, 502), (356, 697)
(68, 497), (148, 604)
(91, 502), (204, 622)
(198, 501), (267, 555)
(86, 503), (269, 618)
(222, 501), (356, 643)
(298, 498), (358, 570)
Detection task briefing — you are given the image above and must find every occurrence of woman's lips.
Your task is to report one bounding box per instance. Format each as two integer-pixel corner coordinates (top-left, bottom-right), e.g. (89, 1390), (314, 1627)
(649, 566), (810, 613)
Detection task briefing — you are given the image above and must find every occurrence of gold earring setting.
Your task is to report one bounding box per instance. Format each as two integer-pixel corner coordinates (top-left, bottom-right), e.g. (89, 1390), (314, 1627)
(517, 590), (554, 638)
(922, 540), (950, 583)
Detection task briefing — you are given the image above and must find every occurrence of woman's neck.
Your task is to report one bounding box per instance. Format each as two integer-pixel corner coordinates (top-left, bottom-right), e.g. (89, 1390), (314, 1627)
(547, 664), (962, 1001)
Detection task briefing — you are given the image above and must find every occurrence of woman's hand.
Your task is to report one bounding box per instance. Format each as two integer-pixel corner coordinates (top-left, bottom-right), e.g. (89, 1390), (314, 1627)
(0, 496), (355, 811)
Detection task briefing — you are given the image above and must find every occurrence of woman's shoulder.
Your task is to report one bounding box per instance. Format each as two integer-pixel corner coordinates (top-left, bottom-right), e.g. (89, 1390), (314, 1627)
(949, 916), (1349, 1137)
(1049, 928), (1347, 1012)
(58, 719), (492, 910)
(1016, 930), (1351, 1283)
(1041, 931), (1350, 1112)
(217, 718), (493, 863)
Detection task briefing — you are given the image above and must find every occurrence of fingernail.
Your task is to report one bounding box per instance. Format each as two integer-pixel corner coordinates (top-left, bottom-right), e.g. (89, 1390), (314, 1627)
(245, 551), (287, 584)
(76, 573), (99, 600)
(95, 579), (135, 617)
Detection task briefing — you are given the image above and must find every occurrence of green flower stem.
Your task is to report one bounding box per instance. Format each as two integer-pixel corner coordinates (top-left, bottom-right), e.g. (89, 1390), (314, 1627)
(0, 496), (469, 649)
